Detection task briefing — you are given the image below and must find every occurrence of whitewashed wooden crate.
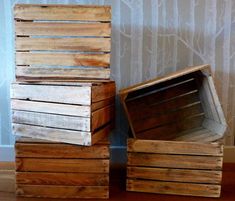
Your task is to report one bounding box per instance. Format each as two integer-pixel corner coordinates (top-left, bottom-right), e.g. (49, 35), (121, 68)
(11, 81), (115, 145)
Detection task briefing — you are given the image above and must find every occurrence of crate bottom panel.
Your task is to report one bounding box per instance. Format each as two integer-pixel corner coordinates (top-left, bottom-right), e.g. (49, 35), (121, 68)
(16, 185), (109, 199)
(127, 179), (221, 198)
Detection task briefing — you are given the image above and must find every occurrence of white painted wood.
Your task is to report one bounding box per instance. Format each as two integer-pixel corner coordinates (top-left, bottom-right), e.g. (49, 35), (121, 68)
(11, 99), (91, 117)
(13, 123), (91, 146)
(12, 110), (91, 131)
(202, 118), (226, 137)
(11, 83), (91, 105)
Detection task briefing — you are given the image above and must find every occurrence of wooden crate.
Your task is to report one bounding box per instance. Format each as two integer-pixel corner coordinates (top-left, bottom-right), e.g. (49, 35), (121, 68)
(11, 81), (115, 145)
(14, 4), (111, 81)
(119, 65), (227, 142)
(15, 137), (110, 199)
(127, 139), (223, 197)
(120, 65), (227, 197)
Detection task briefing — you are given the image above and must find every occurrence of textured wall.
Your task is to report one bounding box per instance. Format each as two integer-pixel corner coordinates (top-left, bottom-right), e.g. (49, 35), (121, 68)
(0, 0), (234, 146)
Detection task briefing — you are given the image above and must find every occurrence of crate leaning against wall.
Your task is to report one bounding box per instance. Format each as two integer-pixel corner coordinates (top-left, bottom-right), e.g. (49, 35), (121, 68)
(11, 4), (115, 146)
(119, 64), (227, 198)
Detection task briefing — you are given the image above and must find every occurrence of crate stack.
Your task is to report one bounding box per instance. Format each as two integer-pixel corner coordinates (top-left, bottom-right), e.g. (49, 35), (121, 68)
(120, 65), (227, 198)
(12, 4), (115, 199)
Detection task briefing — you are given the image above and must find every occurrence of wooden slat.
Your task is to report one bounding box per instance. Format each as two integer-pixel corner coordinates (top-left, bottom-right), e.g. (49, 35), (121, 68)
(92, 105), (114, 131)
(16, 185), (109, 198)
(16, 52), (110, 67)
(16, 158), (109, 173)
(15, 21), (111, 37)
(92, 81), (116, 102)
(16, 67), (111, 80)
(128, 153), (223, 170)
(12, 110), (91, 131)
(11, 99), (91, 117)
(127, 139), (223, 156)
(14, 4), (111, 21)
(13, 123), (91, 146)
(15, 143), (109, 159)
(16, 172), (108, 186)
(16, 37), (111, 52)
(133, 103), (203, 133)
(0, 170), (15, 193)
(127, 167), (222, 184)
(11, 83), (91, 105)
(136, 114), (204, 140)
(127, 179), (221, 198)
(92, 97), (115, 111)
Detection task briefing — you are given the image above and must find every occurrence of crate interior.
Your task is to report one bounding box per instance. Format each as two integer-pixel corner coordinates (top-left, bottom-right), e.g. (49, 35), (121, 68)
(125, 70), (226, 142)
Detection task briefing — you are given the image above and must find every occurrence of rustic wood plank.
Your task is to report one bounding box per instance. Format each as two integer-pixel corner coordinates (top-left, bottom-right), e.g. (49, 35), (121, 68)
(16, 185), (109, 198)
(15, 21), (111, 37)
(11, 99), (91, 117)
(127, 167), (222, 184)
(127, 179), (221, 198)
(127, 139), (223, 156)
(16, 37), (111, 52)
(91, 123), (113, 145)
(92, 81), (116, 102)
(14, 4), (111, 21)
(15, 143), (109, 159)
(128, 153), (223, 170)
(16, 52), (110, 67)
(11, 83), (91, 105)
(92, 105), (114, 131)
(12, 110), (91, 131)
(16, 172), (108, 186)
(13, 123), (91, 146)
(16, 67), (111, 80)
(92, 97), (115, 111)
(0, 170), (15, 193)
(16, 158), (109, 173)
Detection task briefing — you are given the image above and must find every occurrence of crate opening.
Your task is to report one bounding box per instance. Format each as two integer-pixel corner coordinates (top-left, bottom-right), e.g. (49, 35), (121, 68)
(122, 66), (226, 143)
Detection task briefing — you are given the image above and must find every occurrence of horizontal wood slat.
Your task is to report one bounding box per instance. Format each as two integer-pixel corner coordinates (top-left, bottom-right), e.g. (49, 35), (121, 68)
(15, 22), (111, 37)
(128, 153), (223, 170)
(16, 185), (109, 198)
(15, 142), (109, 159)
(127, 179), (221, 198)
(128, 139), (223, 156)
(16, 67), (110, 80)
(14, 4), (111, 21)
(16, 37), (111, 52)
(16, 52), (110, 67)
(16, 172), (109, 186)
(16, 158), (109, 173)
(127, 167), (222, 184)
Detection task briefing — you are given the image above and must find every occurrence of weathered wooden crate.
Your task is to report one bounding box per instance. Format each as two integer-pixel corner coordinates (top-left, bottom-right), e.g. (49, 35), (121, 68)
(11, 81), (115, 145)
(14, 4), (111, 81)
(127, 139), (223, 197)
(15, 137), (110, 199)
(120, 65), (227, 197)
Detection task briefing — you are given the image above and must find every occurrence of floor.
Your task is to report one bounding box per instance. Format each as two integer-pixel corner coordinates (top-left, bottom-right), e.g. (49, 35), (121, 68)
(0, 163), (234, 201)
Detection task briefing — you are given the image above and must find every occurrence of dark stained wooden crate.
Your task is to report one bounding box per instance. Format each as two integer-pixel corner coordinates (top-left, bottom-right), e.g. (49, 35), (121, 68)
(15, 137), (110, 199)
(14, 4), (112, 81)
(120, 65), (227, 197)
(11, 81), (115, 145)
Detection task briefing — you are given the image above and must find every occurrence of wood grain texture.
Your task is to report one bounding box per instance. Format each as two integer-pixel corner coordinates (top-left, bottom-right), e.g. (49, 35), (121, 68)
(11, 83), (91, 105)
(128, 153), (223, 170)
(128, 139), (223, 156)
(16, 158), (109, 173)
(15, 143), (109, 159)
(14, 4), (111, 21)
(16, 37), (111, 52)
(16, 172), (108, 186)
(92, 81), (116, 102)
(16, 67), (111, 80)
(15, 21), (111, 37)
(127, 179), (221, 198)
(127, 167), (222, 184)
(16, 185), (109, 198)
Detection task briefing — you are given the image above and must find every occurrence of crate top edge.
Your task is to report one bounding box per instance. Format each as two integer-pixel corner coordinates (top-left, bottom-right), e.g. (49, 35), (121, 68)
(14, 4), (111, 9)
(119, 64), (211, 98)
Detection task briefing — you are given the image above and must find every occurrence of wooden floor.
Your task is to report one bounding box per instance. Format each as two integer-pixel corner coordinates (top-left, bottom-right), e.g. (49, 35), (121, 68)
(0, 163), (235, 201)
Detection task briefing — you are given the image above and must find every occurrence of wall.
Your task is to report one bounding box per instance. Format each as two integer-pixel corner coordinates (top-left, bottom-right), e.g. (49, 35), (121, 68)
(0, 0), (235, 158)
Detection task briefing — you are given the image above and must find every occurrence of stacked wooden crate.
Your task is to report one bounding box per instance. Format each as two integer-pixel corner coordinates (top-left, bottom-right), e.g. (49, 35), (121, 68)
(12, 4), (114, 198)
(120, 65), (226, 198)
